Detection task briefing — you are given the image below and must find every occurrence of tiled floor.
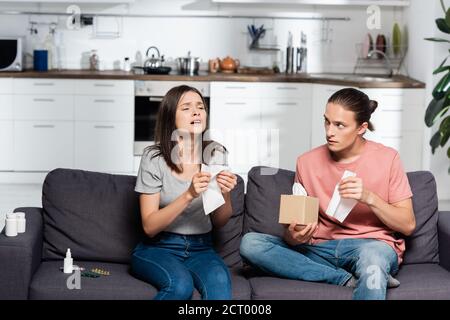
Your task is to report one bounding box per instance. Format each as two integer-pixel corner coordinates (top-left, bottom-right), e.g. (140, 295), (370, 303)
(1, 183), (450, 231)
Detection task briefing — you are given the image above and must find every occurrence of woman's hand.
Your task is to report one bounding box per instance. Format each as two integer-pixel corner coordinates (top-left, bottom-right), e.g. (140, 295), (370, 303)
(338, 176), (373, 205)
(187, 172), (211, 199)
(284, 222), (318, 246)
(216, 171), (237, 194)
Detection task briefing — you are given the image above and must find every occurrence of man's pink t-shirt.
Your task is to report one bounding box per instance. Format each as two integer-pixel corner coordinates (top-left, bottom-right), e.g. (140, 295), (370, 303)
(295, 139), (413, 265)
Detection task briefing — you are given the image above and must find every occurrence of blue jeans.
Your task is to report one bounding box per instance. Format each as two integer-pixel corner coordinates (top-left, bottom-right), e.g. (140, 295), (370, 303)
(240, 232), (399, 300)
(131, 232), (232, 300)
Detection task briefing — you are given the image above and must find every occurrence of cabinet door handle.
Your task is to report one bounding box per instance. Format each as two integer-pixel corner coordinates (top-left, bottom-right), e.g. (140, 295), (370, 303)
(94, 99), (115, 103)
(276, 87), (297, 90)
(225, 86), (246, 89)
(276, 102), (297, 106)
(33, 98), (55, 102)
(94, 125), (115, 129)
(33, 124), (55, 128)
(225, 102), (246, 105)
(94, 83), (115, 87)
(149, 97), (163, 102)
(33, 82), (54, 86)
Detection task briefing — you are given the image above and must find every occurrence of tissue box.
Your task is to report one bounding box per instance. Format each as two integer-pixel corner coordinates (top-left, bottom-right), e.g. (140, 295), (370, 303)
(278, 195), (319, 225)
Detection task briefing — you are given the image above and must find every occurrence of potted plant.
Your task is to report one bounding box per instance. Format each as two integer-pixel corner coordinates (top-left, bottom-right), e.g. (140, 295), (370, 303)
(425, 0), (450, 173)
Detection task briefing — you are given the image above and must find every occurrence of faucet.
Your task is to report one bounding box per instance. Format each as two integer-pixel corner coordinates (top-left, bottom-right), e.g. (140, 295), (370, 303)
(367, 50), (393, 77)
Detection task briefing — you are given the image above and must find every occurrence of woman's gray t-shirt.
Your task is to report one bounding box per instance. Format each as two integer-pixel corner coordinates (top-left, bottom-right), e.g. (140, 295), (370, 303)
(135, 147), (225, 235)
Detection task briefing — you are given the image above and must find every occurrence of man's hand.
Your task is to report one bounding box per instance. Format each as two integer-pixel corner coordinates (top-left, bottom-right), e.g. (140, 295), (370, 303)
(283, 222), (318, 246)
(338, 176), (373, 205)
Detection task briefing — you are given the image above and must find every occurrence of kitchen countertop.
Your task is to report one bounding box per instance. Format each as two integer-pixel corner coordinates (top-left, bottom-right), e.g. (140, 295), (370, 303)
(0, 70), (425, 88)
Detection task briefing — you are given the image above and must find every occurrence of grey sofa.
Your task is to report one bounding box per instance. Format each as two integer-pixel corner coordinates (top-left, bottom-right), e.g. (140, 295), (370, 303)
(1, 166), (450, 300)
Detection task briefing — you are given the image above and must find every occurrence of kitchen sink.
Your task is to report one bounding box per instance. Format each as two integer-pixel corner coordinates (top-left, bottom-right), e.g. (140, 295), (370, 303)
(307, 73), (393, 82)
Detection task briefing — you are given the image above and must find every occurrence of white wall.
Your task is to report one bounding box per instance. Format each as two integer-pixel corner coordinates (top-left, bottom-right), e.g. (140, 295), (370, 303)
(0, 0), (403, 73)
(406, 0), (450, 201)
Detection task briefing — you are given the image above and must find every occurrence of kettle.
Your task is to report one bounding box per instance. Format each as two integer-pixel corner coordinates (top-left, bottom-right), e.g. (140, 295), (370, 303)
(219, 56), (240, 73)
(144, 46), (164, 69)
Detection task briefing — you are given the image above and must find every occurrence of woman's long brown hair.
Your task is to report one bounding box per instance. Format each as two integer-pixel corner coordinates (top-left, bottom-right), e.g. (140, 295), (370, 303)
(145, 85), (227, 173)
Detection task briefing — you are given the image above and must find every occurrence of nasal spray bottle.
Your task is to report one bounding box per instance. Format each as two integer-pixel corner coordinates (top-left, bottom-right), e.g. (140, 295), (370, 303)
(63, 248), (73, 274)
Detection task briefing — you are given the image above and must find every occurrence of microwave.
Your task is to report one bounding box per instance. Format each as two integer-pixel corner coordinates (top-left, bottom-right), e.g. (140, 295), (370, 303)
(0, 37), (23, 71)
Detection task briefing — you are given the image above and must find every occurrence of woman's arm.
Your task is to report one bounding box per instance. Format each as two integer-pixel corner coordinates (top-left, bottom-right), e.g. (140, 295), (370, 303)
(140, 172), (211, 237)
(211, 171), (237, 228)
(339, 177), (416, 235)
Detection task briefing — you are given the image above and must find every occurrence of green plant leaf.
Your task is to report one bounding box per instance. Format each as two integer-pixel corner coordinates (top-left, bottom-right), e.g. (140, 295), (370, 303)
(439, 55), (449, 68)
(439, 115), (450, 146)
(425, 37), (450, 43)
(432, 72), (450, 100)
(430, 131), (442, 154)
(433, 65), (450, 74)
(446, 8), (450, 25)
(425, 97), (446, 126)
(437, 18), (450, 34)
(448, 145), (450, 158)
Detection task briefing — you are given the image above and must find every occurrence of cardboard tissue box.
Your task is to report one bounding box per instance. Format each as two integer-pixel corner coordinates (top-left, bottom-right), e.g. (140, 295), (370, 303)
(278, 182), (319, 225)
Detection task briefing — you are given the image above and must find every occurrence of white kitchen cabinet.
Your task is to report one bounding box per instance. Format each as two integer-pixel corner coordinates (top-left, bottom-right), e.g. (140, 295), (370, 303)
(14, 94), (74, 121)
(13, 78), (75, 95)
(0, 121), (13, 171)
(74, 79), (134, 173)
(261, 97), (311, 171)
(210, 82), (313, 174)
(0, 79), (13, 171)
(74, 96), (133, 122)
(75, 80), (134, 96)
(14, 121), (74, 171)
(74, 122), (133, 173)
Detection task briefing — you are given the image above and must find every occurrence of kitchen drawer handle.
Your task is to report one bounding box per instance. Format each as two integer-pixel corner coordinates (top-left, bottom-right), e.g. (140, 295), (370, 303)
(225, 102), (247, 105)
(33, 125), (55, 128)
(33, 98), (55, 102)
(94, 83), (115, 87)
(94, 125), (115, 129)
(33, 82), (54, 86)
(276, 102), (298, 106)
(94, 99), (115, 103)
(225, 86), (246, 89)
(149, 97), (163, 102)
(276, 87), (297, 90)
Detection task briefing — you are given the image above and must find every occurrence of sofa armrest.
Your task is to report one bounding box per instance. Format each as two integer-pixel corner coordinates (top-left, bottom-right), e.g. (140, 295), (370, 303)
(0, 207), (43, 299)
(438, 211), (450, 272)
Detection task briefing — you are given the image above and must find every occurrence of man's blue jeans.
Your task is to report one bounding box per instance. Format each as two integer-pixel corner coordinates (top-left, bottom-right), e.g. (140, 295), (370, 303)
(131, 232), (232, 300)
(240, 232), (399, 300)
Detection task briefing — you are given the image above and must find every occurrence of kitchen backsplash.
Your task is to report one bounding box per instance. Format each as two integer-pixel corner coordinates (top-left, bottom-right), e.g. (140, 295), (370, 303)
(0, 0), (405, 73)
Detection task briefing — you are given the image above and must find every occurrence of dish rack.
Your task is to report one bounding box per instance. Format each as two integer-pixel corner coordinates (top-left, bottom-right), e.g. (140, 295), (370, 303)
(353, 43), (408, 76)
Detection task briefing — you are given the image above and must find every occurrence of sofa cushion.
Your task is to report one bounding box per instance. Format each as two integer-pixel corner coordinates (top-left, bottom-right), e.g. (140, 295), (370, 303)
(42, 168), (246, 267)
(29, 261), (251, 300)
(403, 171), (439, 264)
(247, 264), (450, 300)
(213, 175), (245, 268)
(244, 166), (294, 237)
(244, 167), (440, 265)
(42, 169), (143, 263)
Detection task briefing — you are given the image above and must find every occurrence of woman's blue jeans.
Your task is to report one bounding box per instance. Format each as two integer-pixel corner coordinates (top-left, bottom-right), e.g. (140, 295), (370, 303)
(240, 232), (399, 300)
(131, 232), (232, 300)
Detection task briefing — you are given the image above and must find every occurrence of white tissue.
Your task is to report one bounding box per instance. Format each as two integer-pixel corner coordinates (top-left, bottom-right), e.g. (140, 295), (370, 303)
(325, 170), (358, 223)
(292, 182), (308, 196)
(201, 163), (227, 215)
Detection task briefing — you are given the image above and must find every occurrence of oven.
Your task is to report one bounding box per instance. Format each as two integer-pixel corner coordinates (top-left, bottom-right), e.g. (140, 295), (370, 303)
(134, 81), (210, 155)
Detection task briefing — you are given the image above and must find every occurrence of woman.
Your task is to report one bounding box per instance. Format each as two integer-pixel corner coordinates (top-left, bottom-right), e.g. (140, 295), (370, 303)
(240, 88), (416, 300)
(132, 85), (237, 300)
